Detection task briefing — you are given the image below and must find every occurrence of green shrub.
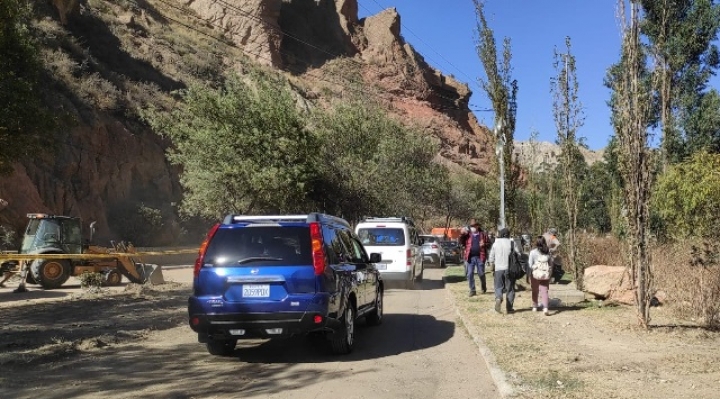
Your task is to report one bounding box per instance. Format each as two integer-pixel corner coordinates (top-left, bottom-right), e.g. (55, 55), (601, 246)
(79, 272), (104, 291)
(652, 150), (720, 238)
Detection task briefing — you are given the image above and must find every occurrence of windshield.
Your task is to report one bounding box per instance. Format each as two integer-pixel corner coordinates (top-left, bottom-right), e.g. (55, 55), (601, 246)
(357, 228), (406, 246)
(203, 226), (312, 266)
(420, 236), (439, 245)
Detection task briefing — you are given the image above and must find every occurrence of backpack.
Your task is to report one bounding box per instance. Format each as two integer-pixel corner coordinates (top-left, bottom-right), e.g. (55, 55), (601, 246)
(531, 253), (551, 280)
(507, 241), (526, 280)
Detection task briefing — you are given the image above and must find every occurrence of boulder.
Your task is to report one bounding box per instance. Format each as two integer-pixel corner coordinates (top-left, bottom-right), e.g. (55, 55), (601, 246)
(584, 265), (634, 305)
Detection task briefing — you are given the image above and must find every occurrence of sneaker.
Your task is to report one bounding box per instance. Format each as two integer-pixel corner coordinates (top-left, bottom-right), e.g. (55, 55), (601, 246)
(506, 308), (515, 314)
(531, 307), (537, 312)
(469, 291), (476, 297)
(494, 299), (502, 313)
(543, 308), (549, 316)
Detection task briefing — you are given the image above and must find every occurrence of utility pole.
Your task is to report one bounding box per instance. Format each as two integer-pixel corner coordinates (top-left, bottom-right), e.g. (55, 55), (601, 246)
(494, 118), (506, 230)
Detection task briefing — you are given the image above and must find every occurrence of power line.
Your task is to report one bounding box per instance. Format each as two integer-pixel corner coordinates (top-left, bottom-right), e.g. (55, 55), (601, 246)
(150, 0), (481, 114)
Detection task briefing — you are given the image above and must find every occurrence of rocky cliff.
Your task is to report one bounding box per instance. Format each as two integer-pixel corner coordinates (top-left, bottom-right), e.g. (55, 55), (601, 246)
(0, 0), (494, 244)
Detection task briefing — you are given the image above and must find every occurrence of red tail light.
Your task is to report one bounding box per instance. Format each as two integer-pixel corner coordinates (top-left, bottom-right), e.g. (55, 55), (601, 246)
(310, 222), (327, 275)
(431, 244), (438, 249)
(194, 223), (220, 278)
(406, 249), (412, 267)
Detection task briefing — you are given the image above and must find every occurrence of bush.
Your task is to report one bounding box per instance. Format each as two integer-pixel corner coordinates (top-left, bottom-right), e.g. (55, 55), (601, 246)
(652, 150), (720, 238)
(651, 238), (720, 329)
(79, 272), (104, 291)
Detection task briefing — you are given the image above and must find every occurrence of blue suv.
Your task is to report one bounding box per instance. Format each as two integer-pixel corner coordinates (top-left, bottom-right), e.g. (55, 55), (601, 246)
(188, 213), (384, 356)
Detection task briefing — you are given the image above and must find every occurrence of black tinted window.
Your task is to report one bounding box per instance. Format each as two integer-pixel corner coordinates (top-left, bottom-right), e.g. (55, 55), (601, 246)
(203, 226), (312, 266)
(357, 228), (406, 246)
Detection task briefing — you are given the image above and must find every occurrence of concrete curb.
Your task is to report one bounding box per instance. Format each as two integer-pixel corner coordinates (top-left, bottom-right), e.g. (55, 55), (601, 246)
(444, 276), (514, 398)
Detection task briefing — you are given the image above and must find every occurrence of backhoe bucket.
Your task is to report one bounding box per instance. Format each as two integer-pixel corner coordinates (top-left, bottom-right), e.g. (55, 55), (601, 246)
(114, 255), (164, 285)
(137, 263), (164, 284)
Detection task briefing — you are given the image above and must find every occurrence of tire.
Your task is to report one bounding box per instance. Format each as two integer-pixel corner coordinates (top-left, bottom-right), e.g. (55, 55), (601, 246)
(103, 270), (122, 286)
(32, 259), (71, 289)
(440, 259), (447, 268)
(206, 339), (237, 356)
(329, 303), (355, 354)
(366, 287), (384, 326)
(416, 262), (424, 282)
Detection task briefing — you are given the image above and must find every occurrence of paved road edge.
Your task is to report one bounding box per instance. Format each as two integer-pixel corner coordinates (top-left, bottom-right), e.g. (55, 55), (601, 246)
(443, 276), (514, 398)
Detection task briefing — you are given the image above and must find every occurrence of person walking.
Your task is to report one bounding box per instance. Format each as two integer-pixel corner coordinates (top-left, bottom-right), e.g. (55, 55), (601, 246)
(463, 222), (488, 296)
(528, 235), (552, 315)
(487, 227), (521, 313)
(458, 218), (476, 277)
(542, 228), (562, 283)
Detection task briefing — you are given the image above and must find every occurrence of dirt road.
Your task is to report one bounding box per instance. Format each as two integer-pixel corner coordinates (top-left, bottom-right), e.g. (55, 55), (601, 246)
(0, 268), (499, 399)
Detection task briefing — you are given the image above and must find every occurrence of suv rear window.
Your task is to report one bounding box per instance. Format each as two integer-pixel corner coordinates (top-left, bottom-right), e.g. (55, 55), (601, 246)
(357, 228), (406, 246)
(203, 226), (312, 266)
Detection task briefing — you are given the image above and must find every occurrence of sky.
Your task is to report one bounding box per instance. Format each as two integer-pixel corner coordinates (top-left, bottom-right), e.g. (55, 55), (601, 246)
(357, 0), (720, 151)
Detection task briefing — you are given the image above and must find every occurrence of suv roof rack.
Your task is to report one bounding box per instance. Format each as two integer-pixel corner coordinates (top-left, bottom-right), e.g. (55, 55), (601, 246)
(222, 213), (350, 227)
(360, 216), (416, 226)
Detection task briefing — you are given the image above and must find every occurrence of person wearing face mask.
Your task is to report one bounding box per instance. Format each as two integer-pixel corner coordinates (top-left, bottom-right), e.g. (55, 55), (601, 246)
(463, 222), (488, 297)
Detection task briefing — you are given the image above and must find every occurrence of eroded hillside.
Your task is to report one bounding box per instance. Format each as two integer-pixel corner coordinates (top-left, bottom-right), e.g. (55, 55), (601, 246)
(0, 0), (494, 244)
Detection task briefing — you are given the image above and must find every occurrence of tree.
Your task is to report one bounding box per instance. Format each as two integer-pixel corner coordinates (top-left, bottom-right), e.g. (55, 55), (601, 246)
(308, 100), (445, 223)
(144, 70), (316, 219)
(550, 37), (586, 287)
(0, 0), (55, 174)
(640, 0), (720, 165)
(652, 150), (720, 238)
(609, 0), (655, 328)
(473, 0), (520, 230)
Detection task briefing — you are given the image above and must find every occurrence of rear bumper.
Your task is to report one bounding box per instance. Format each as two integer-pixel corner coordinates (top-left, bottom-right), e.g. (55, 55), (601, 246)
(378, 270), (412, 281)
(423, 253), (442, 264)
(188, 310), (341, 339)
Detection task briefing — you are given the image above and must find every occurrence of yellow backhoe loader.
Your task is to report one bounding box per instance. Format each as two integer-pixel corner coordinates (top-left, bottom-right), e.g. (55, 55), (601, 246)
(0, 213), (163, 291)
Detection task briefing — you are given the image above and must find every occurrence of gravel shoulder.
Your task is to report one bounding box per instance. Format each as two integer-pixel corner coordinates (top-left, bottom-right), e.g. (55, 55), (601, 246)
(444, 265), (720, 399)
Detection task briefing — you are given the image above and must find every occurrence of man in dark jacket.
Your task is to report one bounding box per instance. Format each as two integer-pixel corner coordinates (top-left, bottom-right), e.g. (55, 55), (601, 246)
(464, 222), (488, 297)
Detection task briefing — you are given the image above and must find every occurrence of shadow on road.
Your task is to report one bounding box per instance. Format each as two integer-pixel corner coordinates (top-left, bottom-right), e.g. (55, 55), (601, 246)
(0, 289), (68, 303)
(234, 312), (455, 364)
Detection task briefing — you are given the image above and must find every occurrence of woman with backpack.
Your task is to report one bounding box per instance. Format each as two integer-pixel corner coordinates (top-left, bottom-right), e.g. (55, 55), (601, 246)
(528, 236), (552, 315)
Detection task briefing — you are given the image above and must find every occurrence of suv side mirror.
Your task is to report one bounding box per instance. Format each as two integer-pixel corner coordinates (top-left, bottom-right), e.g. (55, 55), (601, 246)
(369, 253), (382, 263)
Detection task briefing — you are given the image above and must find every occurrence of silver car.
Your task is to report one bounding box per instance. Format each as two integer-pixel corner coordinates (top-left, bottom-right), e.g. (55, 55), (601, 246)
(419, 235), (446, 268)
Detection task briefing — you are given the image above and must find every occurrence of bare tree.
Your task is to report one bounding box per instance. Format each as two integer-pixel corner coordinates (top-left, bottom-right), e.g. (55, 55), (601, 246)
(610, 0), (654, 328)
(550, 37), (586, 288)
(473, 0), (520, 230)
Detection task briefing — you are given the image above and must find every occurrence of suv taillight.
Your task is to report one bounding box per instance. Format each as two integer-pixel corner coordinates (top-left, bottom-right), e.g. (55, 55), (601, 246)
(406, 249), (412, 268)
(309, 222), (326, 275)
(194, 223), (220, 278)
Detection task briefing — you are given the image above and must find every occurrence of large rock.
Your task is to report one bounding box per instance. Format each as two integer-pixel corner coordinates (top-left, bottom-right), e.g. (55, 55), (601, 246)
(185, 0), (283, 67)
(584, 265), (635, 305)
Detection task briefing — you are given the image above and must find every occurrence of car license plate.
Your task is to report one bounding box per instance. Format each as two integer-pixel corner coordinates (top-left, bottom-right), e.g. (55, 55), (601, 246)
(242, 284), (270, 298)
(376, 264), (387, 270)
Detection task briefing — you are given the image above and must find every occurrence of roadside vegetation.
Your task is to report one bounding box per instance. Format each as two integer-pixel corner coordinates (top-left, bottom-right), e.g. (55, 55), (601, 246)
(2, 0), (720, 330)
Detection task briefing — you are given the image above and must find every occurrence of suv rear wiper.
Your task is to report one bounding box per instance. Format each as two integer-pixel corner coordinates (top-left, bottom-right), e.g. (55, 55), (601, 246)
(236, 256), (284, 264)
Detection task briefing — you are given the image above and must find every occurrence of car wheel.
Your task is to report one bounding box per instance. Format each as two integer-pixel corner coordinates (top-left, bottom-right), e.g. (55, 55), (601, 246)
(206, 339), (237, 356)
(417, 262), (424, 282)
(330, 304), (355, 354)
(366, 287), (383, 326)
(440, 258), (447, 268)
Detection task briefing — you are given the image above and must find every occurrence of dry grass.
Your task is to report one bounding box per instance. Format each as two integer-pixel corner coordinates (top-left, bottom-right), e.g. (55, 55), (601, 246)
(444, 264), (720, 398)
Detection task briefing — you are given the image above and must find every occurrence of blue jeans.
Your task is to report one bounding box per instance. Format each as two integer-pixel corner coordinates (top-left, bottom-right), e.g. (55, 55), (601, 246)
(467, 256), (486, 293)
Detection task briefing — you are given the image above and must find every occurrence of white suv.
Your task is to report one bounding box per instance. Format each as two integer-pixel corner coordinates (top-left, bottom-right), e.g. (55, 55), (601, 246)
(355, 217), (424, 289)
